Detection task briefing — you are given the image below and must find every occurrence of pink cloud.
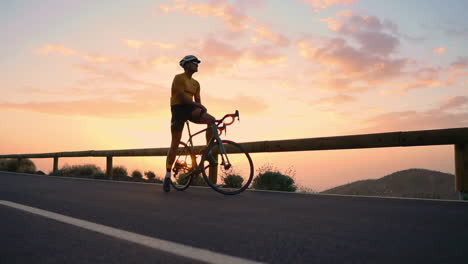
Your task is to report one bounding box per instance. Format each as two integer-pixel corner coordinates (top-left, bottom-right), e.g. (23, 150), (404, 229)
(299, 11), (467, 94)
(357, 96), (468, 133)
(440, 96), (468, 111)
(320, 11), (400, 56)
(298, 37), (407, 92)
(450, 56), (468, 70)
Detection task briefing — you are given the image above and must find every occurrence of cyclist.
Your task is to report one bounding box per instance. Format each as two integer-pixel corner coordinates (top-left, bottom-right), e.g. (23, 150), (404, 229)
(163, 55), (216, 192)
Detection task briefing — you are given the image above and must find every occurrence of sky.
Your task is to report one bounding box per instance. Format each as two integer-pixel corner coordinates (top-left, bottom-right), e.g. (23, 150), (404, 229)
(2, 0), (468, 191)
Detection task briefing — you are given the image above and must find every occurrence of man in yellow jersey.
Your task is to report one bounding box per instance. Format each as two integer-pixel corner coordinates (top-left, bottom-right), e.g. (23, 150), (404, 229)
(163, 55), (216, 192)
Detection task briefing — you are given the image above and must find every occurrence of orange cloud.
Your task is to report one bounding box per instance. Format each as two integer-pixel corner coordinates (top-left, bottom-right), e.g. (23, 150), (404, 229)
(83, 55), (121, 63)
(35, 44), (76, 56)
(252, 25), (290, 47)
(302, 0), (356, 12)
(313, 94), (357, 105)
(124, 39), (175, 49)
(158, 0), (253, 31)
(157, 0), (290, 47)
(0, 87), (267, 118)
(75, 64), (162, 87)
(204, 95), (269, 116)
(433, 47), (446, 54)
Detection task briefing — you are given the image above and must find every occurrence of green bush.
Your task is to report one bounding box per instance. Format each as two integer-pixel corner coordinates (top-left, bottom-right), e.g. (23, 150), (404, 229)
(131, 170), (143, 180)
(0, 158), (36, 173)
(35, 170), (46, 175)
(176, 173), (206, 186)
(0, 159), (36, 173)
(252, 164), (297, 192)
(145, 170), (162, 183)
(59, 164), (103, 178)
(223, 174), (244, 188)
(112, 166), (129, 180)
(145, 170), (156, 180)
(0, 158), (18, 172)
(0, 159), (6, 171)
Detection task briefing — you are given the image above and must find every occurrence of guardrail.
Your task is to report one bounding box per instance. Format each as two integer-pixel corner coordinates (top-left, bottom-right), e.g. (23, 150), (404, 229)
(1, 127), (467, 196)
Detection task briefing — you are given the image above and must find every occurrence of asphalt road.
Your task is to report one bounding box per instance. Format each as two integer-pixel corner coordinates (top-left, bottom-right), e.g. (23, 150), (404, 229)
(1, 171), (467, 263)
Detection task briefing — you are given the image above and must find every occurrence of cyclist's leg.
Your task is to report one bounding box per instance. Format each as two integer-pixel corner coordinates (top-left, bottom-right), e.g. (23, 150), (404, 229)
(166, 128), (183, 172)
(190, 108), (217, 184)
(166, 108), (186, 176)
(190, 108), (216, 143)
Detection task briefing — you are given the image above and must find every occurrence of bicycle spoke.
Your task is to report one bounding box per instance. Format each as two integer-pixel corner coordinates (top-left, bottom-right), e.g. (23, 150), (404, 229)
(201, 140), (253, 195)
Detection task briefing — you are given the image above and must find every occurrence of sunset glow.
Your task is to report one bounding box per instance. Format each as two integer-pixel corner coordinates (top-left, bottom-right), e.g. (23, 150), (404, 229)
(2, 0), (467, 191)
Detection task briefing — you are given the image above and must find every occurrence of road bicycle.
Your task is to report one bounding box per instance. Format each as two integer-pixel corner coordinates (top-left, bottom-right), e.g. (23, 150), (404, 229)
(170, 110), (254, 195)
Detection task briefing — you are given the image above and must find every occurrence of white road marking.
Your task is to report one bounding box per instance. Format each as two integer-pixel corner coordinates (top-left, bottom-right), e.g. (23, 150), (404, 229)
(0, 200), (263, 264)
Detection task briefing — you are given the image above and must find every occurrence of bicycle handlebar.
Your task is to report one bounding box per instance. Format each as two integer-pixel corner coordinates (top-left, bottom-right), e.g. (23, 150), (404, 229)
(215, 110), (240, 135)
(215, 110), (239, 126)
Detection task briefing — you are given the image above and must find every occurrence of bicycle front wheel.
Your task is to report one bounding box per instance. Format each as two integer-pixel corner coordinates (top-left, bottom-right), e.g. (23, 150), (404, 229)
(170, 142), (196, 191)
(201, 140), (253, 195)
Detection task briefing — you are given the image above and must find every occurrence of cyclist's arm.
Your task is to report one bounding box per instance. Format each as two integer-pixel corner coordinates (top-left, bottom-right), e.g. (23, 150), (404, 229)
(175, 91), (205, 110)
(194, 86), (201, 104)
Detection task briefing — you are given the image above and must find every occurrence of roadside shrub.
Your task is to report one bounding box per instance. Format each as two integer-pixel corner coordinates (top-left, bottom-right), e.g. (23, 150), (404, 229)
(145, 170), (162, 183)
(223, 174), (244, 188)
(131, 170), (143, 179)
(145, 170), (156, 180)
(0, 158), (36, 173)
(17, 159), (36, 173)
(60, 164), (103, 178)
(176, 173), (206, 186)
(131, 170), (143, 181)
(0, 159), (6, 171)
(35, 170), (46, 175)
(252, 164), (297, 192)
(112, 166), (129, 180)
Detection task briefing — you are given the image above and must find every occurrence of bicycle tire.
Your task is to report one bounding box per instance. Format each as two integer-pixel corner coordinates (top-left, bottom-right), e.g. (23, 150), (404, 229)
(170, 142), (195, 191)
(201, 140), (253, 195)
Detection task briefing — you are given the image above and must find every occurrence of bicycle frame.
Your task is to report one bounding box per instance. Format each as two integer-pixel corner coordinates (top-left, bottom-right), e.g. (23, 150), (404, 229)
(181, 111), (239, 172)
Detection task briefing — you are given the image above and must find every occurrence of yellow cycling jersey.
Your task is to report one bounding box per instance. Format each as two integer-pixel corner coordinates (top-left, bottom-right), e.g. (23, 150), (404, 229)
(170, 73), (200, 106)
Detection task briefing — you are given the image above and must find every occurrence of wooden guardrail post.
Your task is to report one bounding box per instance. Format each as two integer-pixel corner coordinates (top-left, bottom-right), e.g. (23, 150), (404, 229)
(455, 144), (468, 200)
(53, 157), (59, 174)
(209, 154), (218, 184)
(106, 156), (113, 179)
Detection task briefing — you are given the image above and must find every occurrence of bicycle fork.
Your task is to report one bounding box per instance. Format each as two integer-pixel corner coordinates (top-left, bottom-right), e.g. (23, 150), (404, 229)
(209, 124), (231, 170)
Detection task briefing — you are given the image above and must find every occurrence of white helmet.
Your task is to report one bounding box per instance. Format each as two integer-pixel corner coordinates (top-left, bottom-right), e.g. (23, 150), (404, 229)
(179, 55), (201, 67)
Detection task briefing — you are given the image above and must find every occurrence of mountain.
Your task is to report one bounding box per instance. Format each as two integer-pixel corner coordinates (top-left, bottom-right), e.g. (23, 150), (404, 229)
(321, 168), (459, 200)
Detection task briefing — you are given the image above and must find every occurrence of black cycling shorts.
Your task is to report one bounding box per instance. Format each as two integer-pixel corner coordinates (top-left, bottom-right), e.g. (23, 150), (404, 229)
(171, 104), (196, 132)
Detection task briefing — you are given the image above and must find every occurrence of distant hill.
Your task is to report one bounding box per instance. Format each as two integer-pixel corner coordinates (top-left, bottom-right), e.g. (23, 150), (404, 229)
(321, 168), (459, 200)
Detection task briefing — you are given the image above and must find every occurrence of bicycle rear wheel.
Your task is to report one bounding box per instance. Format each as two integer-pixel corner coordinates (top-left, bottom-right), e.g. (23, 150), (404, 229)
(201, 140), (253, 195)
(170, 142), (196, 191)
